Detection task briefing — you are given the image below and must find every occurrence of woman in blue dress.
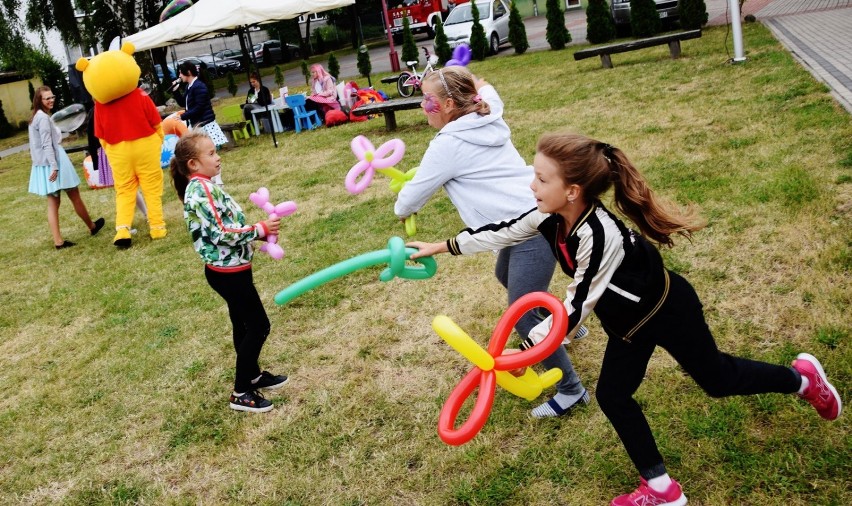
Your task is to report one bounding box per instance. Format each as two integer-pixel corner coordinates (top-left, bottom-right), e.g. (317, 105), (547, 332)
(28, 86), (104, 249)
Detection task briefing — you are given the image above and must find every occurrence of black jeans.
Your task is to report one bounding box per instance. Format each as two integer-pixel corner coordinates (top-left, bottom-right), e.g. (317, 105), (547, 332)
(205, 266), (270, 393)
(595, 271), (801, 479)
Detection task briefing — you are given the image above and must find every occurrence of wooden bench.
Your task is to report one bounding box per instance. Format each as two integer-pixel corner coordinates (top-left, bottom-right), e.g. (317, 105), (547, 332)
(380, 75), (400, 85)
(573, 29), (702, 69)
(351, 96), (423, 131)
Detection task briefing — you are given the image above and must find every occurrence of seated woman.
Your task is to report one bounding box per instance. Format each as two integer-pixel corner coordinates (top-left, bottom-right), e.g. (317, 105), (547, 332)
(304, 63), (340, 123)
(242, 72), (272, 121)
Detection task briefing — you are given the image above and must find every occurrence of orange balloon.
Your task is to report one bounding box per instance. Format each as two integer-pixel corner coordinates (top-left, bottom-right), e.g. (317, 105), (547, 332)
(162, 113), (187, 137)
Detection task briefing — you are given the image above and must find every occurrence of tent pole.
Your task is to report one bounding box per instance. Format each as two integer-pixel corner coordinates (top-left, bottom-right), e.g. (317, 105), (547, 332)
(246, 28), (278, 148)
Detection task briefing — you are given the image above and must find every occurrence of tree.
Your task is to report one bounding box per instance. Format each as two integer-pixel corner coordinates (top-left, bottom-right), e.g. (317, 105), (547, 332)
(327, 53), (340, 80)
(0, 100), (14, 138)
(586, 0), (616, 44)
(433, 18), (452, 65)
(679, 0), (708, 30)
(226, 71), (238, 97)
(401, 17), (419, 65)
(24, 0), (172, 105)
(508, 1), (530, 55)
(314, 30), (326, 55)
(470, 2), (489, 61)
(301, 60), (310, 85)
(545, 0), (571, 50)
(357, 45), (372, 82)
(630, 0), (661, 37)
(274, 65), (285, 88)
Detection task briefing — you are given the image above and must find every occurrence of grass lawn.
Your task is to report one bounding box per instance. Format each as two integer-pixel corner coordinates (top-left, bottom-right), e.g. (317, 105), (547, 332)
(0, 23), (849, 505)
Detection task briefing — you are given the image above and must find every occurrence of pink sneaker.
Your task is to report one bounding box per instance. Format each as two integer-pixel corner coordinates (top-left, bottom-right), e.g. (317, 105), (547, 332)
(792, 353), (842, 420)
(611, 478), (687, 506)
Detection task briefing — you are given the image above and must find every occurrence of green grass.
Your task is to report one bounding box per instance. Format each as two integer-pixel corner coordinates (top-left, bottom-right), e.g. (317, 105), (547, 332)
(0, 24), (850, 505)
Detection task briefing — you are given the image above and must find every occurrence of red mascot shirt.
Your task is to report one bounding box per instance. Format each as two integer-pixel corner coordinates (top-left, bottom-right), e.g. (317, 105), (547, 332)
(95, 88), (162, 145)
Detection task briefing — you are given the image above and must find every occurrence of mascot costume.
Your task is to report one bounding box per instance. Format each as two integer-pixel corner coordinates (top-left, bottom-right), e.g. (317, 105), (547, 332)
(76, 43), (166, 248)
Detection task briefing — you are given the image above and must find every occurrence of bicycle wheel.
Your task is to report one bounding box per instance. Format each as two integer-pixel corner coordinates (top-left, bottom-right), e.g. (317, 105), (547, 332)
(397, 73), (416, 98)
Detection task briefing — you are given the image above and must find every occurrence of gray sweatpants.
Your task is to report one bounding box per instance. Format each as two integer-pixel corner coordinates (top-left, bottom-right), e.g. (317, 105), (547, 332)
(495, 234), (584, 396)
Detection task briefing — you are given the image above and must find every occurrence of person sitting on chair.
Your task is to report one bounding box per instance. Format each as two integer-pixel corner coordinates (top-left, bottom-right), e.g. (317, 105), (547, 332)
(242, 72), (272, 121)
(304, 64), (340, 123)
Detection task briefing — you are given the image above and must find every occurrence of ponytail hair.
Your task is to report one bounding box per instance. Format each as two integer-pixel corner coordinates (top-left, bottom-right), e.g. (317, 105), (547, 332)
(422, 66), (490, 119)
(536, 133), (705, 247)
(169, 128), (209, 201)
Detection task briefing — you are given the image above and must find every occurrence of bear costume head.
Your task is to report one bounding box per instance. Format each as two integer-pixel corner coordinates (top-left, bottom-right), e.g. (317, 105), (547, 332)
(76, 42), (141, 104)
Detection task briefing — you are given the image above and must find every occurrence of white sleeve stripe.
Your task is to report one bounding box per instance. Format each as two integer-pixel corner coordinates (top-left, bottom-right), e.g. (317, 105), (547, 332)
(607, 283), (641, 303)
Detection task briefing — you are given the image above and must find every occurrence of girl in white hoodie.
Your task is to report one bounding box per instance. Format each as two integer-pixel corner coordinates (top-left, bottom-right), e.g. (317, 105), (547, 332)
(395, 66), (589, 418)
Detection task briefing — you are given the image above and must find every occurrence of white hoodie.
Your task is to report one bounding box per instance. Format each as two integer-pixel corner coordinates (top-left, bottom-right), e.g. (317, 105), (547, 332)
(394, 85), (536, 229)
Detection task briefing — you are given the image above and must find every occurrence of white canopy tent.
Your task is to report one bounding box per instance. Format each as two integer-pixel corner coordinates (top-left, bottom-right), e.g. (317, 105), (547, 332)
(127, 0), (355, 51)
(127, 0), (356, 147)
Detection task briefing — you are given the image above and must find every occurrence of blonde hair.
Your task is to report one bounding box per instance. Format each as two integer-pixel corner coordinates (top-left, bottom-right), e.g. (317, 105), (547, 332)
(169, 128), (210, 201)
(537, 133), (705, 247)
(422, 66), (490, 120)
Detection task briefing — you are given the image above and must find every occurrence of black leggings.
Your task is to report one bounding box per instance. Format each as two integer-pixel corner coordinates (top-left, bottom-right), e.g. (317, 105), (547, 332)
(205, 266), (270, 393)
(595, 271), (801, 479)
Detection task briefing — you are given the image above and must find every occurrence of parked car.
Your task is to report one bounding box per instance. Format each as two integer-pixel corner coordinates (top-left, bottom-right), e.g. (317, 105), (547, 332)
(250, 39), (301, 65)
(154, 63), (177, 82)
(175, 57), (208, 75)
(610, 0), (680, 35)
(440, 0), (511, 55)
(195, 54), (241, 76)
(214, 48), (245, 62)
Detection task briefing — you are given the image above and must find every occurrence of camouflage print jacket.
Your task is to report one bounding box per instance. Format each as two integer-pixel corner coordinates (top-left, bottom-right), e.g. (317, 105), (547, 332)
(183, 174), (268, 272)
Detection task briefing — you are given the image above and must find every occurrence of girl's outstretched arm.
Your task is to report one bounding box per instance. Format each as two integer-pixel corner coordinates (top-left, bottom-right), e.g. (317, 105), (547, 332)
(406, 241), (449, 259)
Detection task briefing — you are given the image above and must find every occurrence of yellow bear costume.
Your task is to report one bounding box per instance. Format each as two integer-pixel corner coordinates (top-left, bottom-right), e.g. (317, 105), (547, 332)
(76, 43), (167, 247)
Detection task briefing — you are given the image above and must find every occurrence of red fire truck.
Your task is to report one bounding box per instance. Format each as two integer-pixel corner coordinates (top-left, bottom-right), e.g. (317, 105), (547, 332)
(386, 0), (470, 43)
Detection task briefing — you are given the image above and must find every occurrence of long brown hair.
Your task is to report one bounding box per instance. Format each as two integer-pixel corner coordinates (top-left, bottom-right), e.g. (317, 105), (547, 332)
(30, 86), (53, 124)
(537, 133), (705, 247)
(169, 128), (209, 201)
(422, 66), (490, 120)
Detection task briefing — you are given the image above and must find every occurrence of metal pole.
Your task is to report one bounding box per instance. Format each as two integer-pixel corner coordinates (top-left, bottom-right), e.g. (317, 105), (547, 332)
(246, 28), (278, 148)
(381, 0), (400, 72)
(728, 0), (746, 62)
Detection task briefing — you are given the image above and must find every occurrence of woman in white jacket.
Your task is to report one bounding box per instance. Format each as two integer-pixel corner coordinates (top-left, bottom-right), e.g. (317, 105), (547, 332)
(28, 86), (103, 249)
(395, 67), (588, 418)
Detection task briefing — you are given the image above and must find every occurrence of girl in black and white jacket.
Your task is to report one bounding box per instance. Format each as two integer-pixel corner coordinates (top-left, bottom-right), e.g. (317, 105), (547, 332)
(409, 133), (841, 506)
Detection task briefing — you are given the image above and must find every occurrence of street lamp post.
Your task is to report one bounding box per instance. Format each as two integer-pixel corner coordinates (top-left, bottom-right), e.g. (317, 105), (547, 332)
(381, 0), (400, 72)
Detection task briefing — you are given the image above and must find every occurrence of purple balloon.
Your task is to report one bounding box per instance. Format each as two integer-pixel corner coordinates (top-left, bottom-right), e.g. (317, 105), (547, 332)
(446, 44), (471, 67)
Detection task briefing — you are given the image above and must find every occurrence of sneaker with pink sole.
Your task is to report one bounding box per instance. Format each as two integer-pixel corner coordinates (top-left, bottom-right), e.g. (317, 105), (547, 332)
(611, 478), (687, 506)
(792, 353), (842, 421)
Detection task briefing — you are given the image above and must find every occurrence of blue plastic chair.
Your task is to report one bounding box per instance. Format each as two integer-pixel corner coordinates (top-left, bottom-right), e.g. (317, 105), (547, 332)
(285, 94), (321, 132)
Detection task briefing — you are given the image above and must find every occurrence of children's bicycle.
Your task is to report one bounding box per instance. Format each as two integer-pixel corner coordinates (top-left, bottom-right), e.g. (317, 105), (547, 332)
(397, 46), (440, 98)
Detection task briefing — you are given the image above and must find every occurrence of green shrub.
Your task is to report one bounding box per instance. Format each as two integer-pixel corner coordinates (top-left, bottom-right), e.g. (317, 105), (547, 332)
(630, 0), (661, 37)
(586, 0), (616, 44)
(301, 60), (310, 85)
(402, 18), (420, 65)
(433, 18), (453, 65)
(470, 2), (489, 60)
(357, 46), (372, 79)
(0, 100), (13, 138)
(508, 1), (530, 55)
(327, 53), (340, 80)
(314, 30), (326, 55)
(226, 72), (238, 97)
(679, 0), (709, 30)
(274, 65), (285, 88)
(545, 0), (571, 50)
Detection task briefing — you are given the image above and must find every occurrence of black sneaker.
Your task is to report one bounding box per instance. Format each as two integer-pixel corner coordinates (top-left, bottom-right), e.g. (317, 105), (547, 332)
(253, 371), (289, 391)
(229, 390), (273, 413)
